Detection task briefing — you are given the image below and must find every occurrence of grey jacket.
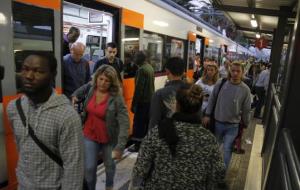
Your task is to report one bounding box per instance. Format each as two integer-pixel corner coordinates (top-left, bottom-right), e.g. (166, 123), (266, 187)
(7, 93), (84, 190)
(72, 83), (129, 151)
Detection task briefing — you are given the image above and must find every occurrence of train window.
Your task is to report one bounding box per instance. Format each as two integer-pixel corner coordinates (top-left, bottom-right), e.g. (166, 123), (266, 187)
(123, 26), (139, 78)
(142, 32), (164, 72)
(12, 1), (54, 91)
(164, 37), (185, 68)
(187, 41), (196, 70)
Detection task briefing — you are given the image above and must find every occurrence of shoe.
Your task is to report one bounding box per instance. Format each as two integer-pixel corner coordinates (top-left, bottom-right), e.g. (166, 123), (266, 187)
(128, 144), (139, 152)
(233, 148), (245, 154)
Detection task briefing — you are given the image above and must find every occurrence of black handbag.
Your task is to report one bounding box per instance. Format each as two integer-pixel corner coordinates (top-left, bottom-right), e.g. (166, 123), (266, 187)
(209, 78), (227, 133)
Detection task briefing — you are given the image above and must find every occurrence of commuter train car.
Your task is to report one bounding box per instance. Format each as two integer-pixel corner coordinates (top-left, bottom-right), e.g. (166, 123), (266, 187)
(0, 0), (252, 189)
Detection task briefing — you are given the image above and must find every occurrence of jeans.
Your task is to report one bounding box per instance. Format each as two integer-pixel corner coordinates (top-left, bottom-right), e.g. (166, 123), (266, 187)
(132, 102), (150, 141)
(215, 121), (239, 169)
(84, 137), (115, 190)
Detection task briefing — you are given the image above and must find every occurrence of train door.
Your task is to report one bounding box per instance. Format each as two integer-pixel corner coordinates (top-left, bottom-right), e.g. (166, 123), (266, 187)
(63, 1), (114, 73)
(0, 0), (61, 189)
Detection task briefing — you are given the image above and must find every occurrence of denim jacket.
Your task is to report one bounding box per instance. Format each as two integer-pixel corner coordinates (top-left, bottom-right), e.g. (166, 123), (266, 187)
(72, 83), (129, 151)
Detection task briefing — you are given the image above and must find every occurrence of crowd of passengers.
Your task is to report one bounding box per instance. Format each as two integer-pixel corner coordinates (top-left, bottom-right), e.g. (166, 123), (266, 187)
(7, 27), (271, 190)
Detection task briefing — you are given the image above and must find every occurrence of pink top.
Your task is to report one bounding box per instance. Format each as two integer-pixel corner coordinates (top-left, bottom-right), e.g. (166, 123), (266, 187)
(83, 92), (110, 143)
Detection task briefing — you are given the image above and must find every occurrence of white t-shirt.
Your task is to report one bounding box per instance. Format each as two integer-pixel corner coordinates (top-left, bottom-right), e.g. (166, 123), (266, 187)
(195, 79), (216, 111)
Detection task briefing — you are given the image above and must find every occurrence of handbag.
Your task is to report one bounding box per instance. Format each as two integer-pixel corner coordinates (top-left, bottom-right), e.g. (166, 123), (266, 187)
(208, 78), (227, 133)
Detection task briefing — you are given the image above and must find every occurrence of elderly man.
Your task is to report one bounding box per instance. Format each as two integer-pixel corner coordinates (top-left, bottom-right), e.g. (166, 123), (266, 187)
(63, 42), (90, 98)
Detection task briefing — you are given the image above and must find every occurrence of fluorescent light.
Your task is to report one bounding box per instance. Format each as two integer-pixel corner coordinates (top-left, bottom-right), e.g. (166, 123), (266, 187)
(251, 19), (258, 27)
(0, 13), (7, 25)
(153, 20), (169, 27)
(256, 33), (261, 38)
(122, 38), (139, 42)
(209, 39), (214, 43)
(251, 14), (255, 19)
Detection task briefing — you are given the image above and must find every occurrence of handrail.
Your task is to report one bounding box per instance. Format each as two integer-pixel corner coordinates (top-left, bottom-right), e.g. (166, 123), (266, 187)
(280, 153), (293, 190)
(271, 83), (281, 110)
(280, 128), (300, 190)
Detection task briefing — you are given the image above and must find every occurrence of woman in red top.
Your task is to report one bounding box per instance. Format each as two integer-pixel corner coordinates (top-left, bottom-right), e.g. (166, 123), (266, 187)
(72, 65), (130, 190)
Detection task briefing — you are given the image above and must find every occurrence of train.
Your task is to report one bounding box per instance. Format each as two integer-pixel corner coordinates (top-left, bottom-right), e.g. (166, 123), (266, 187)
(0, 0), (253, 189)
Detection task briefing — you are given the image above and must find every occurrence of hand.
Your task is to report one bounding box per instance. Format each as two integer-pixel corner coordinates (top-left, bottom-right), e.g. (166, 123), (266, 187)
(112, 149), (123, 160)
(71, 96), (79, 106)
(202, 116), (211, 127)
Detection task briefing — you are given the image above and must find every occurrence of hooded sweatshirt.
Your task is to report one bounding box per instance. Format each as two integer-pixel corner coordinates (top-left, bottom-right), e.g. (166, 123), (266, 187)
(7, 93), (84, 190)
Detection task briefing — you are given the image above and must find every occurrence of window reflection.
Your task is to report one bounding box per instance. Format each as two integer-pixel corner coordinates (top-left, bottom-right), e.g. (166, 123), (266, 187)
(142, 32), (163, 72)
(12, 2), (54, 91)
(188, 42), (196, 69)
(123, 26), (139, 78)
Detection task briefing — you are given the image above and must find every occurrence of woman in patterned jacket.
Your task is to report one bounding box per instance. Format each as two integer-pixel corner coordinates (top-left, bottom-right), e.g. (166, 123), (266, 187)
(130, 84), (225, 190)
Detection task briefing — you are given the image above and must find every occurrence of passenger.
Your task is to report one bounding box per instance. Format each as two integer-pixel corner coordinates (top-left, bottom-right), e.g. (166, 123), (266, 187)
(130, 84), (225, 190)
(203, 61), (251, 169)
(253, 63), (271, 118)
(7, 52), (84, 189)
(219, 60), (230, 78)
(72, 65), (129, 190)
(192, 53), (203, 81)
(129, 51), (155, 152)
(63, 42), (91, 98)
(195, 62), (219, 113)
(63, 26), (80, 56)
(148, 57), (185, 129)
(93, 42), (124, 83)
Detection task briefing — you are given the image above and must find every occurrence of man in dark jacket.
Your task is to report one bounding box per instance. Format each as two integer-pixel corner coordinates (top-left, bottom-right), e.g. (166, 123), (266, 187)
(148, 57), (185, 129)
(129, 51), (155, 152)
(63, 42), (90, 98)
(93, 42), (124, 83)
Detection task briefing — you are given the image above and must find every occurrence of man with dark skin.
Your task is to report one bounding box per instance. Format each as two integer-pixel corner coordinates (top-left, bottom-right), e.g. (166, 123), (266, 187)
(7, 52), (84, 189)
(63, 26), (80, 56)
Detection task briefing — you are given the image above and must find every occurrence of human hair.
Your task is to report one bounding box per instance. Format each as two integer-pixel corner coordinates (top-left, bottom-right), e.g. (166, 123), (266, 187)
(106, 42), (117, 49)
(176, 84), (203, 114)
(92, 65), (120, 96)
(159, 84), (203, 157)
(201, 64), (219, 84)
(24, 51), (57, 76)
(196, 53), (201, 57)
(164, 57), (185, 76)
(68, 26), (80, 35)
(227, 61), (245, 80)
(134, 51), (146, 66)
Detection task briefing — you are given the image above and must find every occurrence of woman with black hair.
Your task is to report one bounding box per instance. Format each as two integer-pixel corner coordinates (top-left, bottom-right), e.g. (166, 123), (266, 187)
(130, 84), (225, 190)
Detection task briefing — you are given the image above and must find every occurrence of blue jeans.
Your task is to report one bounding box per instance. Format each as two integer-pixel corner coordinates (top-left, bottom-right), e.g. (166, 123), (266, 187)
(215, 121), (239, 169)
(84, 137), (116, 190)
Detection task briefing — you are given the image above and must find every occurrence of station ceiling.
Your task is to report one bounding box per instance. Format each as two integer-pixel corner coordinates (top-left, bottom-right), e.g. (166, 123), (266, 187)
(212, 0), (297, 43)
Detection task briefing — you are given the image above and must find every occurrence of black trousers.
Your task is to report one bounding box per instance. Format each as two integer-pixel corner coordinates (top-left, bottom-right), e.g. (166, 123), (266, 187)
(132, 102), (150, 141)
(254, 86), (265, 117)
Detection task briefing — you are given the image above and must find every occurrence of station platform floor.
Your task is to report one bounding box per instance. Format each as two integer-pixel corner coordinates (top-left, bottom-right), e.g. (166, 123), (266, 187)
(95, 117), (264, 190)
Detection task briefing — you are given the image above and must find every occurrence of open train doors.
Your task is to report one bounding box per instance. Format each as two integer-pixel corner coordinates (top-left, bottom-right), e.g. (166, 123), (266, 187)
(63, 0), (120, 73)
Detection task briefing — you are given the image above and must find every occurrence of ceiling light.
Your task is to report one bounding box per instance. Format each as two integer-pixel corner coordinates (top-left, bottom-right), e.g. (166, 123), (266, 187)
(251, 14), (255, 19)
(209, 39), (214, 43)
(0, 13), (7, 25)
(256, 33), (261, 39)
(250, 19), (258, 28)
(153, 20), (169, 27)
(122, 38), (139, 42)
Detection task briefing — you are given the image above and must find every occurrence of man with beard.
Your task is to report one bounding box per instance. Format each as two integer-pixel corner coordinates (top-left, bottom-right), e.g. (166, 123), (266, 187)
(93, 42), (124, 83)
(7, 52), (84, 189)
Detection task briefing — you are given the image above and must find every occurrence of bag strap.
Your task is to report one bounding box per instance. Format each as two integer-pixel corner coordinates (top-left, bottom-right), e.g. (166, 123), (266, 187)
(211, 78), (227, 117)
(16, 98), (63, 167)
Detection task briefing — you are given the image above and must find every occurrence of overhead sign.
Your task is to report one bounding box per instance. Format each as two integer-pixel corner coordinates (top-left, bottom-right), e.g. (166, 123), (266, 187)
(255, 37), (268, 50)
